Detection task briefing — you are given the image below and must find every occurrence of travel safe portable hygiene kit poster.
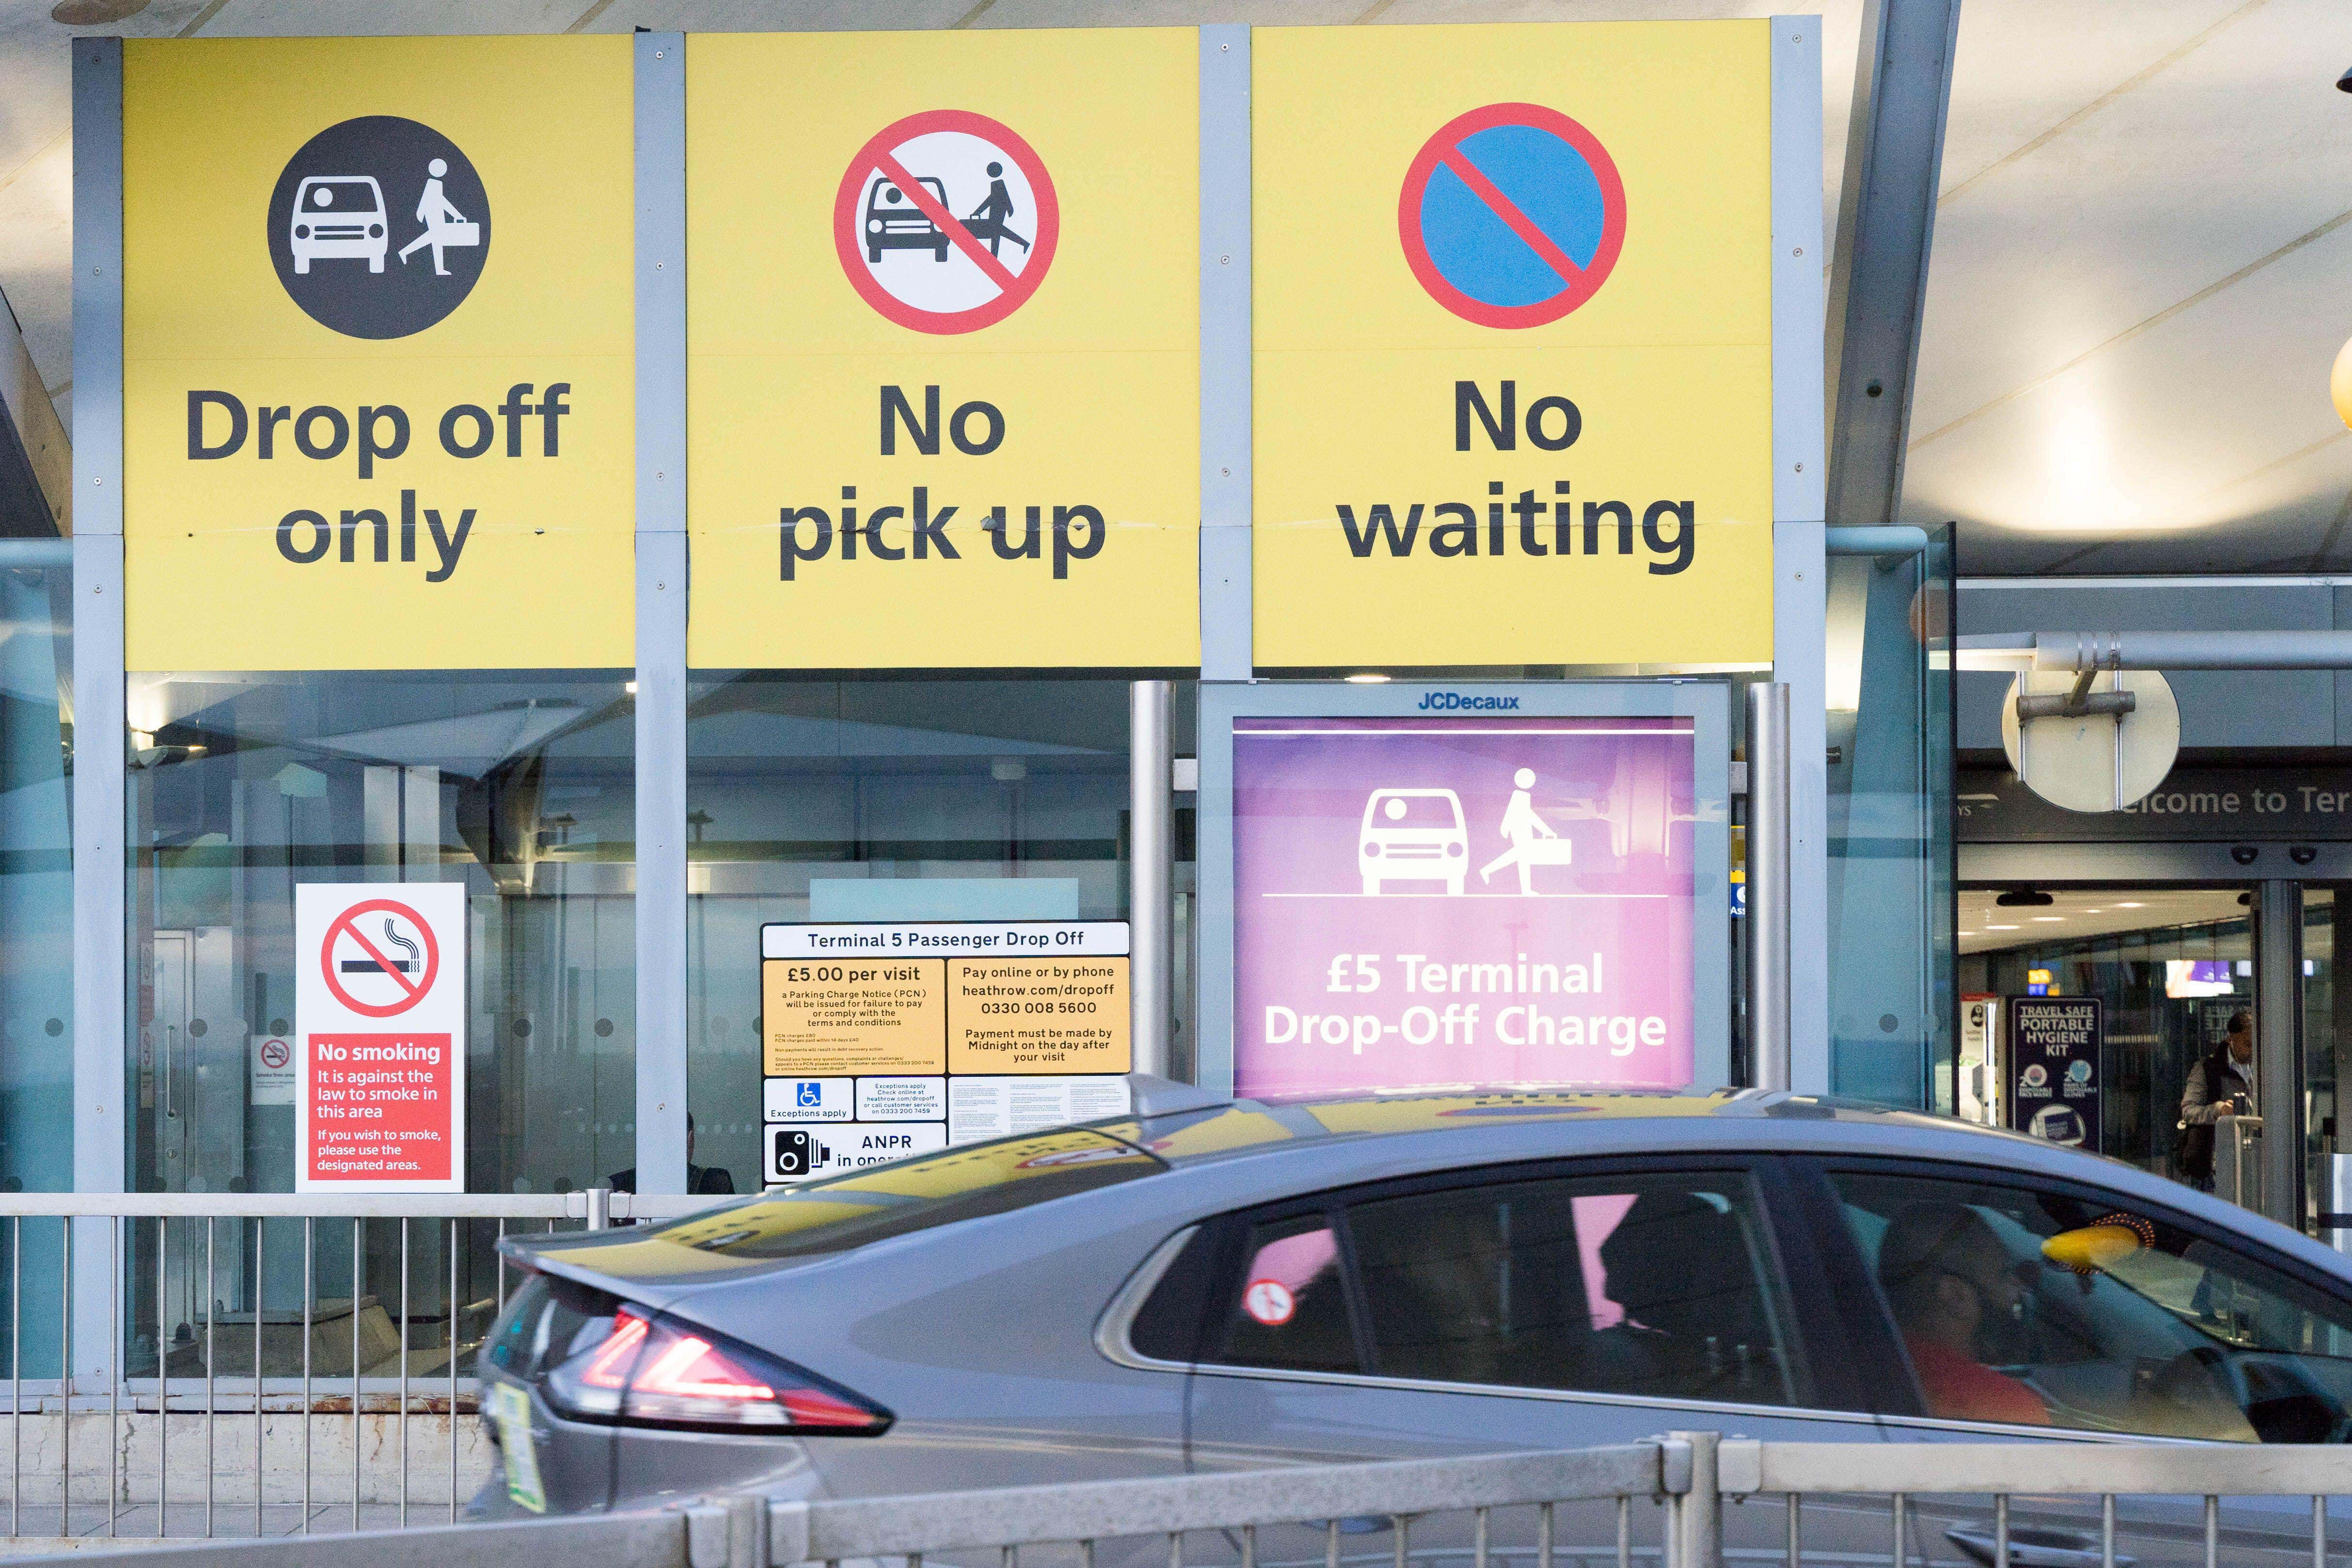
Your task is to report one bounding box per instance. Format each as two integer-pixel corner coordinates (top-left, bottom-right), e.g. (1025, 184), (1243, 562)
(1231, 715), (1697, 1096)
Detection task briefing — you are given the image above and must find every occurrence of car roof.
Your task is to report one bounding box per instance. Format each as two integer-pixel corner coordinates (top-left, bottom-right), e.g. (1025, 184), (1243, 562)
(1109, 1088), (1904, 1157)
(1102, 1088), (2352, 1269)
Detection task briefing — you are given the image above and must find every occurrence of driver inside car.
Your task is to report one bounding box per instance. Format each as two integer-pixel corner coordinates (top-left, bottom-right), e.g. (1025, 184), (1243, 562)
(1878, 1201), (2053, 1426)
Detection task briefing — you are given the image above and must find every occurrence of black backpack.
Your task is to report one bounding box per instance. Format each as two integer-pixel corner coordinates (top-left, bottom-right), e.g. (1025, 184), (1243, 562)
(2175, 1052), (2225, 1180)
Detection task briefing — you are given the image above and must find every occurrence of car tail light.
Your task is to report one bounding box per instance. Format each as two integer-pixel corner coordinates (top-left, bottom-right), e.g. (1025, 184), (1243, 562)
(544, 1306), (890, 1435)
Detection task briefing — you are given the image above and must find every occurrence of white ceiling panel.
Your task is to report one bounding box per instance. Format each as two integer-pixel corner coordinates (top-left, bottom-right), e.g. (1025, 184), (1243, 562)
(1912, 0), (2352, 573)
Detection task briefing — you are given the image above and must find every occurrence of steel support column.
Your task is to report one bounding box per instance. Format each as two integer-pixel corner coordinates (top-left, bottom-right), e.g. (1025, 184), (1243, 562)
(1199, 25), (1251, 682)
(1824, 0), (1962, 519)
(1128, 681), (1173, 1079)
(70, 37), (126, 1391)
(1771, 19), (1829, 1086)
(632, 33), (689, 1195)
(2257, 880), (2304, 1230)
(1747, 683), (1792, 1092)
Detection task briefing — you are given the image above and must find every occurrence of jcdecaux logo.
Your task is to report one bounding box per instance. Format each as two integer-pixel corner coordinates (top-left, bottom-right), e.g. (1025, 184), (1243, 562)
(1418, 692), (1522, 711)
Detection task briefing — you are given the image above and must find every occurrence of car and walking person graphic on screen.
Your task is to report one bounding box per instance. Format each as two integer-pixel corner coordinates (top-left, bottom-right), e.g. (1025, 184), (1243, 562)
(1356, 769), (1576, 896)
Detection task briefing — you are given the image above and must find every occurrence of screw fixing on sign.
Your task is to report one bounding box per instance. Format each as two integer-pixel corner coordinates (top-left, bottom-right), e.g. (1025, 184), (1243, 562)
(833, 110), (1060, 335)
(1398, 103), (1627, 329)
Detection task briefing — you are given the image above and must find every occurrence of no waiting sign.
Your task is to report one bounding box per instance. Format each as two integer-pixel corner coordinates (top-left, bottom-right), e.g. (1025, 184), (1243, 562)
(832, 109), (1060, 334)
(295, 883), (467, 1194)
(1398, 102), (1626, 329)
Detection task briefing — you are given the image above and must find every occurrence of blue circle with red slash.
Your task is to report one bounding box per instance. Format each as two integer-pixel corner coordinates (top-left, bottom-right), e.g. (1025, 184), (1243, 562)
(1398, 103), (1627, 329)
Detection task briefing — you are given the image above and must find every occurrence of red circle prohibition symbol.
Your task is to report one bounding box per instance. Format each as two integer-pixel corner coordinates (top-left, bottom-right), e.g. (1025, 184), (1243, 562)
(833, 109), (1060, 335)
(1397, 103), (1627, 330)
(320, 898), (441, 1019)
(259, 1039), (291, 1070)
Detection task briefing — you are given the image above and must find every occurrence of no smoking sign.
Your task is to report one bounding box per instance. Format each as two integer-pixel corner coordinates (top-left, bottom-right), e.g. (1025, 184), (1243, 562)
(833, 110), (1059, 335)
(295, 883), (467, 1193)
(320, 897), (442, 1017)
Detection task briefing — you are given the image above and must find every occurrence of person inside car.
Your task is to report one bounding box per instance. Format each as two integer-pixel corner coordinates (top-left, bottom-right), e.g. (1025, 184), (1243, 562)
(1877, 1201), (2051, 1426)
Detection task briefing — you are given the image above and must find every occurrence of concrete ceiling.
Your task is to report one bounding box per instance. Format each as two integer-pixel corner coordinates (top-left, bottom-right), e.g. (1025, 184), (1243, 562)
(10, 1), (2347, 579)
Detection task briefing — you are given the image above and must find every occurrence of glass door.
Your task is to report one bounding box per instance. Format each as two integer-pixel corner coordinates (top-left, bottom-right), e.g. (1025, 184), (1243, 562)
(1957, 888), (2254, 1184)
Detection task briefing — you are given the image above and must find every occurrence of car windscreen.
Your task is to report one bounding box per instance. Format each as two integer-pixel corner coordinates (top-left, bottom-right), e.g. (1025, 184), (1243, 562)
(1368, 794), (1456, 828)
(652, 1128), (1165, 1262)
(301, 180), (379, 212)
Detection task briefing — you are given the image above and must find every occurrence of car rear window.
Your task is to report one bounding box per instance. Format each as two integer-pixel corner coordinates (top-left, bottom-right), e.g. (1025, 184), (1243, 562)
(482, 1270), (621, 1382)
(655, 1128), (1164, 1261)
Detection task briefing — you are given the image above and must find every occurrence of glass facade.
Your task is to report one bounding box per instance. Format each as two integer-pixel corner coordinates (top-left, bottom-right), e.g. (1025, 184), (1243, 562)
(0, 556), (70, 1378)
(126, 668), (636, 1197)
(1958, 891), (2253, 1180)
(1825, 526), (1957, 1108)
(682, 676), (1158, 1192)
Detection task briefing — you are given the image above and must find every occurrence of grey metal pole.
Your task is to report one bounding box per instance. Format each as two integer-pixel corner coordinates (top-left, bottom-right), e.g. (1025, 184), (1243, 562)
(632, 32), (690, 1195)
(1747, 683), (1792, 1092)
(2257, 880), (2304, 1231)
(1129, 680), (1174, 1080)
(1665, 1430), (1722, 1568)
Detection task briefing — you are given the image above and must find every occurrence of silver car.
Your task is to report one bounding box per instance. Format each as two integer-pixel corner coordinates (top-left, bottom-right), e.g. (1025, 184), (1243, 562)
(475, 1086), (2352, 1563)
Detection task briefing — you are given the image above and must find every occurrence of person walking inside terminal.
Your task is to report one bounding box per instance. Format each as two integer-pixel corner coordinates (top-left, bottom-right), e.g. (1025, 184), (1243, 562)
(2176, 1010), (2255, 1191)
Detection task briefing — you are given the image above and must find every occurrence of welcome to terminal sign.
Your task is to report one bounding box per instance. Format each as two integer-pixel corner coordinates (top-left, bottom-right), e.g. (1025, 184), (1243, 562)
(106, 22), (1791, 673)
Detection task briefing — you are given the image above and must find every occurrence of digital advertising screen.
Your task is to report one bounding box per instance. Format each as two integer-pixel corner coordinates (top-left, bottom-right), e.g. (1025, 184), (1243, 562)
(1226, 712), (1702, 1098)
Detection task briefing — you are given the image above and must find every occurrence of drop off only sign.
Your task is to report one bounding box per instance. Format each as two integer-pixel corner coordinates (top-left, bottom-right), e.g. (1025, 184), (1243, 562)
(296, 883), (467, 1193)
(120, 37), (634, 673)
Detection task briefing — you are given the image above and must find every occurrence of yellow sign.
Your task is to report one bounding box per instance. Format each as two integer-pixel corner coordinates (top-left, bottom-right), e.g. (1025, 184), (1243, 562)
(947, 956), (1132, 1075)
(763, 957), (948, 1076)
(121, 37), (634, 672)
(685, 31), (1200, 669)
(1252, 22), (1775, 669)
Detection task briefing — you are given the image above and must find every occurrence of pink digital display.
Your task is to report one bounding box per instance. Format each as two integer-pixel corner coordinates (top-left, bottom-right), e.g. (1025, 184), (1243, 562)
(1232, 716), (1697, 1098)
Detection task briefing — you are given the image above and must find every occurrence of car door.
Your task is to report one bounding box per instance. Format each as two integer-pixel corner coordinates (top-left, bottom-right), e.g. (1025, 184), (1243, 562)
(1802, 1156), (2352, 1568)
(1135, 1156), (1890, 1567)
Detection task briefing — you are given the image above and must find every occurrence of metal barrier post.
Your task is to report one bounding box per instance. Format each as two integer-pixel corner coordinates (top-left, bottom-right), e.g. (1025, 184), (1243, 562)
(1129, 679), (1175, 1080)
(1664, 1430), (1720, 1568)
(585, 1187), (612, 1232)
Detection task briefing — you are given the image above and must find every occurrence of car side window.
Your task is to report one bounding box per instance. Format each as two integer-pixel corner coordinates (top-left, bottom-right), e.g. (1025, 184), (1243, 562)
(1214, 1216), (1360, 1374)
(1342, 1168), (1810, 1406)
(1829, 1167), (2352, 1442)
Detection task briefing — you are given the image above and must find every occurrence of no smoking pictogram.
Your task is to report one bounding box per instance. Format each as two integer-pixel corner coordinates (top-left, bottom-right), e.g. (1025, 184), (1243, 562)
(833, 110), (1059, 335)
(320, 898), (442, 1019)
(259, 1039), (291, 1070)
(1398, 103), (1627, 329)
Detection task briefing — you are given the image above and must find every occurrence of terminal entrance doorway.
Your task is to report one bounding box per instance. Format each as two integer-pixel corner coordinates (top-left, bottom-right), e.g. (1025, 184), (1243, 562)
(1956, 884), (2341, 1234)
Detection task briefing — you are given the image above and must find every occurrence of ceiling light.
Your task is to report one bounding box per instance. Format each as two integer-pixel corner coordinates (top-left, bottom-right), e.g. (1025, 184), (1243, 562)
(624, 681), (639, 695)
(2114, 901), (2145, 909)
(1344, 674), (1390, 684)
(2031, 916), (2064, 923)
(1985, 923), (2020, 931)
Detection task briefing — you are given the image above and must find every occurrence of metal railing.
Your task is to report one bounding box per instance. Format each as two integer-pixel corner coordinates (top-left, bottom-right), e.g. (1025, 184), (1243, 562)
(25, 1430), (2352, 1568)
(0, 1188), (708, 1543)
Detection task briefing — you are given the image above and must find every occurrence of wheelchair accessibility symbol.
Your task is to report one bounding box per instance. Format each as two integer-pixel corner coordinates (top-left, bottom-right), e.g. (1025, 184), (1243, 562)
(1397, 103), (1627, 329)
(833, 109), (1060, 335)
